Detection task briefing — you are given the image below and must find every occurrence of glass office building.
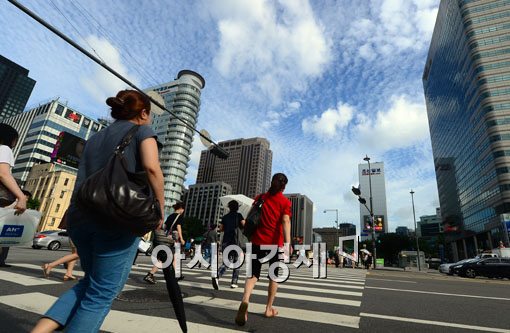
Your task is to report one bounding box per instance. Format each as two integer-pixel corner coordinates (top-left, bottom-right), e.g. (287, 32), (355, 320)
(423, 0), (510, 261)
(0, 55), (36, 121)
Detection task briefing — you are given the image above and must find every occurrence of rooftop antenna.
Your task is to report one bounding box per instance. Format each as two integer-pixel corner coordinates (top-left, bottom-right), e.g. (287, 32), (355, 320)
(8, 0), (228, 159)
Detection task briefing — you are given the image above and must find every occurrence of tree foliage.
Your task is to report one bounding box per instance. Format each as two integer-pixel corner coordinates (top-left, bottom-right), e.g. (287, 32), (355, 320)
(27, 197), (41, 210)
(181, 216), (206, 241)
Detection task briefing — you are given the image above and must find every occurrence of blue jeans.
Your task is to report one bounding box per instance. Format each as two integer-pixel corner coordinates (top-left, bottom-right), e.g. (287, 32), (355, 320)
(218, 249), (240, 284)
(44, 220), (138, 332)
(203, 244), (211, 263)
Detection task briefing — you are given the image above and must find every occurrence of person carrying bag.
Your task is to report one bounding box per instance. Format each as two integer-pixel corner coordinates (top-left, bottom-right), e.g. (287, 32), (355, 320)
(0, 124), (27, 268)
(32, 90), (168, 333)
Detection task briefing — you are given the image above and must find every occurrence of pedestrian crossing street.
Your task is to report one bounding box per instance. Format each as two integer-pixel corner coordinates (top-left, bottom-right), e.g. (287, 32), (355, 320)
(0, 261), (367, 332)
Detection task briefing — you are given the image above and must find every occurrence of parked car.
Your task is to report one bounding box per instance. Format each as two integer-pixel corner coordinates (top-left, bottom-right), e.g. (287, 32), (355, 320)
(32, 230), (70, 251)
(453, 258), (510, 279)
(439, 258), (475, 275)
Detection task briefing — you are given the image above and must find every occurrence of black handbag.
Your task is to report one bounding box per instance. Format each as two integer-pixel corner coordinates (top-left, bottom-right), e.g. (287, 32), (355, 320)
(0, 183), (16, 208)
(243, 195), (264, 240)
(76, 125), (162, 236)
(235, 213), (249, 250)
(153, 214), (180, 247)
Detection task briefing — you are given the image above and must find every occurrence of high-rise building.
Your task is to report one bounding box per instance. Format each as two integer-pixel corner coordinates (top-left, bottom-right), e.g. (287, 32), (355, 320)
(183, 182), (232, 228)
(423, 0), (510, 260)
(396, 226), (410, 237)
(196, 137), (272, 199)
(0, 55), (36, 121)
(358, 162), (388, 236)
(146, 70), (205, 213)
(24, 163), (76, 231)
(2, 99), (106, 183)
(285, 193), (313, 245)
(418, 214), (443, 238)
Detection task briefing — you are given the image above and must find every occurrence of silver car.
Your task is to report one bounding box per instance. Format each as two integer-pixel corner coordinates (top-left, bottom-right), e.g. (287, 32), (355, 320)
(439, 259), (472, 275)
(32, 230), (70, 251)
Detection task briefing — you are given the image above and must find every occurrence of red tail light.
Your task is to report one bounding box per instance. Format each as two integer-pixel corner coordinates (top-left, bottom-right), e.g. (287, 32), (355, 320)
(34, 235), (47, 239)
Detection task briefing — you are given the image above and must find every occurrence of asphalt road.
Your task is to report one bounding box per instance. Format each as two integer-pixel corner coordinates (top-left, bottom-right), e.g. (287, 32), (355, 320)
(0, 247), (509, 332)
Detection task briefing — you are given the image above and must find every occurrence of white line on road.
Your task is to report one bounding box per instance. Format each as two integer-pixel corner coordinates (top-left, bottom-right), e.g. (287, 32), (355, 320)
(185, 296), (360, 328)
(366, 278), (417, 283)
(0, 292), (239, 333)
(0, 270), (62, 286)
(177, 280), (361, 306)
(360, 312), (510, 333)
(365, 286), (510, 301)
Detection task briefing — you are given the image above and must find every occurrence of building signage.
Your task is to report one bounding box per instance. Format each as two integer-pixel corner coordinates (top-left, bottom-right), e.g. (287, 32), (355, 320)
(51, 131), (85, 168)
(362, 168), (382, 176)
(65, 109), (82, 124)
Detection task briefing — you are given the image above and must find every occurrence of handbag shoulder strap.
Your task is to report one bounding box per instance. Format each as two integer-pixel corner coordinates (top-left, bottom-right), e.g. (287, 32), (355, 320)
(115, 125), (140, 154)
(169, 213), (181, 231)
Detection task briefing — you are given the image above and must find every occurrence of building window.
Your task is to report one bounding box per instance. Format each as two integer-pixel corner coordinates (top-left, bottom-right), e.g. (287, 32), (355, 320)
(60, 191), (65, 199)
(55, 204), (61, 213)
(49, 218), (56, 227)
(64, 178), (69, 186)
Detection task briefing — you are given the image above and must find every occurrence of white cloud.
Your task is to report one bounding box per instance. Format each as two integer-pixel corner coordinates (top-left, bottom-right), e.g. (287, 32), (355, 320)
(262, 100), (302, 128)
(342, 0), (439, 63)
(210, 0), (331, 104)
(356, 95), (430, 151)
(80, 35), (139, 104)
(302, 102), (354, 138)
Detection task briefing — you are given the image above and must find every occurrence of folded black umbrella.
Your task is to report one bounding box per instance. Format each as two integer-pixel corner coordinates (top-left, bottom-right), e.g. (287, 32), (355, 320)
(162, 265), (187, 332)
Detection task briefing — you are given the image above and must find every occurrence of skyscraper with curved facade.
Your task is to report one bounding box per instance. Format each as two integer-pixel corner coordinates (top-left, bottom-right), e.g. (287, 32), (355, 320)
(146, 70), (205, 214)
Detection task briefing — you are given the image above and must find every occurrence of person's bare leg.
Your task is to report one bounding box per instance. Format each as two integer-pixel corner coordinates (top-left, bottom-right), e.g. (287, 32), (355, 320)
(235, 276), (258, 326)
(150, 265), (159, 275)
(31, 318), (59, 333)
(264, 279), (279, 317)
(42, 253), (79, 277)
(65, 258), (77, 278)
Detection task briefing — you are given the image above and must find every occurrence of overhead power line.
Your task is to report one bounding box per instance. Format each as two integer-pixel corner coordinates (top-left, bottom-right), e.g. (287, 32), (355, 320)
(8, 0), (228, 159)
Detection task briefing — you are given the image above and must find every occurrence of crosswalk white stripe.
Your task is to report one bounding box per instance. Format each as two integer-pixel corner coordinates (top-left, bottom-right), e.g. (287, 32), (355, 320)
(195, 276), (364, 290)
(211, 273), (364, 285)
(0, 292), (238, 333)
(0, 270), (62, 286)
(185, 295), (360, 328)
(177, 281), (361, 306)
(177, 267), (366, 284)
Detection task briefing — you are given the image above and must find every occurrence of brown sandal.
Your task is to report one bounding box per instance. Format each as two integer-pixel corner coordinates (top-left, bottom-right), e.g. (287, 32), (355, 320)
(41, 264), (51, 278)
(235, 302), (249, 326)
(63, 275), (77, 281)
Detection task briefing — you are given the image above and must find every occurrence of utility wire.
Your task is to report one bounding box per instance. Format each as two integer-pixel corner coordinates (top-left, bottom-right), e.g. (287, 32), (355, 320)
(68, 0), (160, 86)
(8, 0), (228, 159)
(48, 0), (106, 64)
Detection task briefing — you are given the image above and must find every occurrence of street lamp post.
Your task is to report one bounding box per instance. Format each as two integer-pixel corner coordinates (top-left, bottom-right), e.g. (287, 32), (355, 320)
(363, 155), (377, 268)
(410, 189), (421, 271)
(352, 186), (377, 269)
(323, 209), (339, 247)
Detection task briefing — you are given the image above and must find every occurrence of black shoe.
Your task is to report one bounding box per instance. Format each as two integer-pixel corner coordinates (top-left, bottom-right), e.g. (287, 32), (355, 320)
(177, 275), (185, 281)
(143, 273), (156, 284)
(212, 277), (219, 290)
(0, 264), (11, 268)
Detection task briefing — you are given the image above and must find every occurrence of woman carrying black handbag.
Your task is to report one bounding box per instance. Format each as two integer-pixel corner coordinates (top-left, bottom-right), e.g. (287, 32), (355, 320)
(32, 90), (165, 333)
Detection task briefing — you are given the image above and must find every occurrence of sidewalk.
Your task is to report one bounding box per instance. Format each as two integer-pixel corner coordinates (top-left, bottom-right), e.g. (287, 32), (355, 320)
(372, 266), (440, 274)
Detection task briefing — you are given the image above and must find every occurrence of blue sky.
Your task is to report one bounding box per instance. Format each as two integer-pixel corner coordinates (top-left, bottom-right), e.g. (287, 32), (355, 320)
(0, 0), (440, 231)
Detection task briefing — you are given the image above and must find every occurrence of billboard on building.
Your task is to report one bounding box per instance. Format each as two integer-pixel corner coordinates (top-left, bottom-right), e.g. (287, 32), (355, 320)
(50, 131), (85, 168)
(363, 215), (384, 233)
